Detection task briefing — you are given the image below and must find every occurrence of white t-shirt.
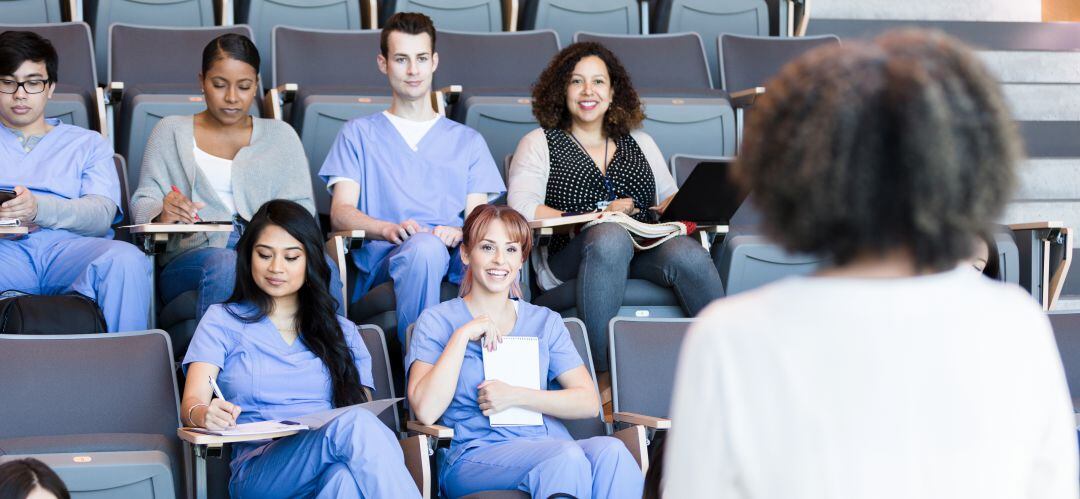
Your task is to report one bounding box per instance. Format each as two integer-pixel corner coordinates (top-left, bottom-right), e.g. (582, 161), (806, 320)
(193, 143), (236, 215)
(665, 268), (1077, 499)
(327, 111), (441, 191)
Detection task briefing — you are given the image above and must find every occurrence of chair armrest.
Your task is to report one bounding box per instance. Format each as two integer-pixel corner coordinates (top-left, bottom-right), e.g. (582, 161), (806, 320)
(128, 223), (234, 253)
(695, 225), (729, 235)
(502, 0), (519, 31)
(407, 421), (454, 439)
(529, 212), (601, 237)
(263, 83), (297, 121)
(0, 227), (29, 236)
(215, 0), (233, 25)
(399, 434), (431, 497)
(361, 0), (377, 28)
(1008, 221), (1064, 230)
(613, 411), (671, 430)
(177, 427), (301, 447)
(612, 424), (650, 474)
(94, 87), (108, 136)
(107, 81), (124, 104)
(730, 87), (765, 109)
(325, 230), (366, 304)
(1048, 228), (1073, 311)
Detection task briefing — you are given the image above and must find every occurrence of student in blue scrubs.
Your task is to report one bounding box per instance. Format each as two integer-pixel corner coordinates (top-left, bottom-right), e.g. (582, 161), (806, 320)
(319, 13), (504, 345)
(0, 31), (150, 332)
(181, 200), (419, 499)
(407, 204), (643, 498)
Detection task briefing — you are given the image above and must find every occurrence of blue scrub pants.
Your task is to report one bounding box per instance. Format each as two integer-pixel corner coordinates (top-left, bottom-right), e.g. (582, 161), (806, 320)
(229, 407), (420, 499)
(0, 229), (151, 332)
(370, 233), (462, 345)
(159, 248), (346, 322)
(442, 436), (644, 499)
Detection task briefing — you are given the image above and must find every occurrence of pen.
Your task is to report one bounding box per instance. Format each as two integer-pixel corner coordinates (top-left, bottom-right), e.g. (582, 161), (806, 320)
(171, 185), (201, 222)
(208, 375), (225, 400)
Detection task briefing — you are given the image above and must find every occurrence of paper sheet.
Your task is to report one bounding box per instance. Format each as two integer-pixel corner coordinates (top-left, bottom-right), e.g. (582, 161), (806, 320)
(190, 397), (402, 436)
(482, 336), (543, 426)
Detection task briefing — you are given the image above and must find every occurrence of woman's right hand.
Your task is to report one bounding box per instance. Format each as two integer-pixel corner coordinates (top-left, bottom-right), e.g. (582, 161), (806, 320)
(157, 190), (205, 224)
(604, 197), (639, 216)
(456, 315), (504, 352)
(200, 398), (242, 430)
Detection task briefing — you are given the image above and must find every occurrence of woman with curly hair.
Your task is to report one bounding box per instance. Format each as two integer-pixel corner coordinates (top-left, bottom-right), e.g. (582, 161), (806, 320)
(507, 41), (723, 377)
(664, 30), (1078, 497)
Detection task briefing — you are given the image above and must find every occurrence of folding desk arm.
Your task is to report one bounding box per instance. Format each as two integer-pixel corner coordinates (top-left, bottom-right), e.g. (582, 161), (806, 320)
(326, 230), (366, 305)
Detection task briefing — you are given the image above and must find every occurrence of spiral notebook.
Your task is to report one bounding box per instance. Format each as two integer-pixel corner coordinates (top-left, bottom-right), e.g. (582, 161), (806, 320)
(482, 336), (543, 426)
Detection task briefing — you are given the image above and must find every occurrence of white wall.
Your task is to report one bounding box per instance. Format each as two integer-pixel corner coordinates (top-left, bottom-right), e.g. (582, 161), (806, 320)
(813, 0), (1041, 22)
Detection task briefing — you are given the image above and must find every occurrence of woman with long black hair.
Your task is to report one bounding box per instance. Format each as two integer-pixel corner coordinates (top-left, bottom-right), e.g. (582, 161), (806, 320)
(180, 199), (419, 498)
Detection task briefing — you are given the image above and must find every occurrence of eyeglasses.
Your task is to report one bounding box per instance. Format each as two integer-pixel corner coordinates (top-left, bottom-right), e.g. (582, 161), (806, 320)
(0, 79), (50, 95)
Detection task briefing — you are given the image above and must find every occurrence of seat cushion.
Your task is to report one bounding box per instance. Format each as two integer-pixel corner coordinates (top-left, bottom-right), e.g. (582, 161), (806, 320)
(533, 278), (681, 312)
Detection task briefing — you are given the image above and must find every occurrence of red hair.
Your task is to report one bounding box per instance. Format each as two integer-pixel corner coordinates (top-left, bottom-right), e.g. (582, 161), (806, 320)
(459, 205), (533, 299)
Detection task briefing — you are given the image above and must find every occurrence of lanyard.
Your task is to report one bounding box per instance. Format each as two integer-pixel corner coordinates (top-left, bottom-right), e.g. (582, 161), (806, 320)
(568, 132), (616, 208)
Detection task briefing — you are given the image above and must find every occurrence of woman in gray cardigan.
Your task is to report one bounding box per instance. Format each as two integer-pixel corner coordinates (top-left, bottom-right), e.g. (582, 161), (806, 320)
(131, 34), (335, 322)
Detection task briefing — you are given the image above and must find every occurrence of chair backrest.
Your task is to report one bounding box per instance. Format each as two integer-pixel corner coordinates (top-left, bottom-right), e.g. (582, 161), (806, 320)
(654, 0), (769, 86)
(609, 318), (693, 419)
(1048, 312), (1080, 409)
(89, 0), (215, 84)
(716, 224), (824, 295)
(240, 0), (362, 85)
(0, 22), (97, 97)
(719, 33), (840, 91)
(273, 26), (383, 89)
(523, 0), (640, 47)
(384, 0), (503, 32)
(357, 324), (402, 433)
(575, 32), (712, 90)
(111, 154), (132, 241)
(669, 153), (732, 189)
(435, 29), (561, 89)
(558, 318), (608, 439)
(110, 24), (254, 87)
(0, 330), (180, 438)
(0, 0), (63, 24)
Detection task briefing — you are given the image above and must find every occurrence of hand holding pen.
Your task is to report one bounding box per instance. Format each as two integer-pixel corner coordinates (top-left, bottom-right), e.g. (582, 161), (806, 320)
(157, 185), (206, 224)
(200, 375), (242, 430)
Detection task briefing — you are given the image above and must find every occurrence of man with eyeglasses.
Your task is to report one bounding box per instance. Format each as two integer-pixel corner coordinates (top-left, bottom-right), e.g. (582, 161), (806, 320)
(0, 30), (151, 332)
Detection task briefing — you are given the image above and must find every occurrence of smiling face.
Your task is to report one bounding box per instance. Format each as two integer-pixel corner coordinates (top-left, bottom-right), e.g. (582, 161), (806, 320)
(0, 59), (54, 132)
(199, 56), (257, 127)
(378, 31), (438, 103)
(251, 224), (307, 301)
(565, 55), (613, 128)
(461, 218), (525, 297)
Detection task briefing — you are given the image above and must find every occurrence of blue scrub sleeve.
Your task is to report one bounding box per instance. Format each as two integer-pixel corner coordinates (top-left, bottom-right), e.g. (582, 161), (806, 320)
(317, 122), (364, 188)
(182, 304), (234, 373)
(465, 132), (506, 197)
(340, 317), (376, 391)
(545, 314), (583, 381)
(80, 133), (123, 219)
(405, 310), (451, 373)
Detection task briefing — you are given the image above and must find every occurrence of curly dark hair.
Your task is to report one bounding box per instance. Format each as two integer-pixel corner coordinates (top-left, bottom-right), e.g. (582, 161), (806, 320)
(735, 29), (1020, 272)
(531, 41), (645, 137)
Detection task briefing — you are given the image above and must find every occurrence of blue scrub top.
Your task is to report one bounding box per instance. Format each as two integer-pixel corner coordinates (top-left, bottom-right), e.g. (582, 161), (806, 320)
(0, 119), (121, 231)
(317, 113), (506, 293)
(183, 303), (375, 425)
(405, 298), (584, 468)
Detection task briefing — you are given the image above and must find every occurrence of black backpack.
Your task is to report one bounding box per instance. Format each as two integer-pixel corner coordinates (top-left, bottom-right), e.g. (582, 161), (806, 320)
(0, 291), (108, 334)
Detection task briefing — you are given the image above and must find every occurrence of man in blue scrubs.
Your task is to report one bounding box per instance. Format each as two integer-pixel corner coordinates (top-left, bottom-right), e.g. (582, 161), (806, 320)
(320, 13), (505, 344)
(0, 31), (151, 332)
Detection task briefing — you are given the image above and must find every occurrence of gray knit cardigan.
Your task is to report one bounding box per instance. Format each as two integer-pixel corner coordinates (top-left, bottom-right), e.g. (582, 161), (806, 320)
(131, 115), (316, 265)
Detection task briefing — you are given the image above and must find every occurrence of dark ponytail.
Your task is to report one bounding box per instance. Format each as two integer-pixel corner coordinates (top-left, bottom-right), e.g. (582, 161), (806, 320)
(201, 33), (260, 75)
(227, 200), (367, 407)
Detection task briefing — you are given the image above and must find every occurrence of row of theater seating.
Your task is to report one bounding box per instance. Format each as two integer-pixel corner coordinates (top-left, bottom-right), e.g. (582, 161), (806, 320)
(6, 0), (804, 84)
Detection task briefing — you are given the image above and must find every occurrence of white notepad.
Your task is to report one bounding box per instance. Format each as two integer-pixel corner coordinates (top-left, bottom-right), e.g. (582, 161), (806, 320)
(482, 336), (543, 426)
(189, 398), (401, 436)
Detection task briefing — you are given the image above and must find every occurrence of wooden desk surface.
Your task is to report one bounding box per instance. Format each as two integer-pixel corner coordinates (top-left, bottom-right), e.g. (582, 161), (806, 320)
(128, 223), (233, 234)
(177, 427), (300, 446)
(0, 226), (28, 235)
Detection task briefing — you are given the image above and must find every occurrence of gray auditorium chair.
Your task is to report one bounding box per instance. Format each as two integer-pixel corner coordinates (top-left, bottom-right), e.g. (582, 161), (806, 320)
(608, 317), (686, 428)
(0, 331), (184, 498)
(1, 22), (104, 133)
(408, 318), (650, 498)
(109, 24), (258, 191)
(714, 225), (823, 295)
(237, 0), (362, 85)
(86, 0), (215, 85)
(382, 0), (508, 32)
(270, 26), (388, 219)
(0, 0), (64, 24)
(1048, 313), (1080, 411)
(718, 33), (839, 149)
(435, 29), (560, 181)
(654, 0), (769, 87)
(576, 32), (737, 158)
(521, 0), (641, 46)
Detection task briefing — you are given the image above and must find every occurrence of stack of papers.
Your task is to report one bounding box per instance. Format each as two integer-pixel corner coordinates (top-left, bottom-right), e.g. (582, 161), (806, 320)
(189, 397), (401, 436)
(483, 336), (543, 426)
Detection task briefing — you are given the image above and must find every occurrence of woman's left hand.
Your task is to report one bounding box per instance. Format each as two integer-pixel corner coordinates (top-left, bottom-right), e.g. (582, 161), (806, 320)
(477, 379), (522, 416)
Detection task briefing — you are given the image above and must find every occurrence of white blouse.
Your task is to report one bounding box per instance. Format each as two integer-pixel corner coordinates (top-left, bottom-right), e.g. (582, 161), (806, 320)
(665, 268), (1078, 499)
(192, 143), (236, 216)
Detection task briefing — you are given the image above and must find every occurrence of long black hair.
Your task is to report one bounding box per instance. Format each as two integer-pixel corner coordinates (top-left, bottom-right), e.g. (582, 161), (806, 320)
(226, 200), (367, 407)
(0, 458), (71, 499)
